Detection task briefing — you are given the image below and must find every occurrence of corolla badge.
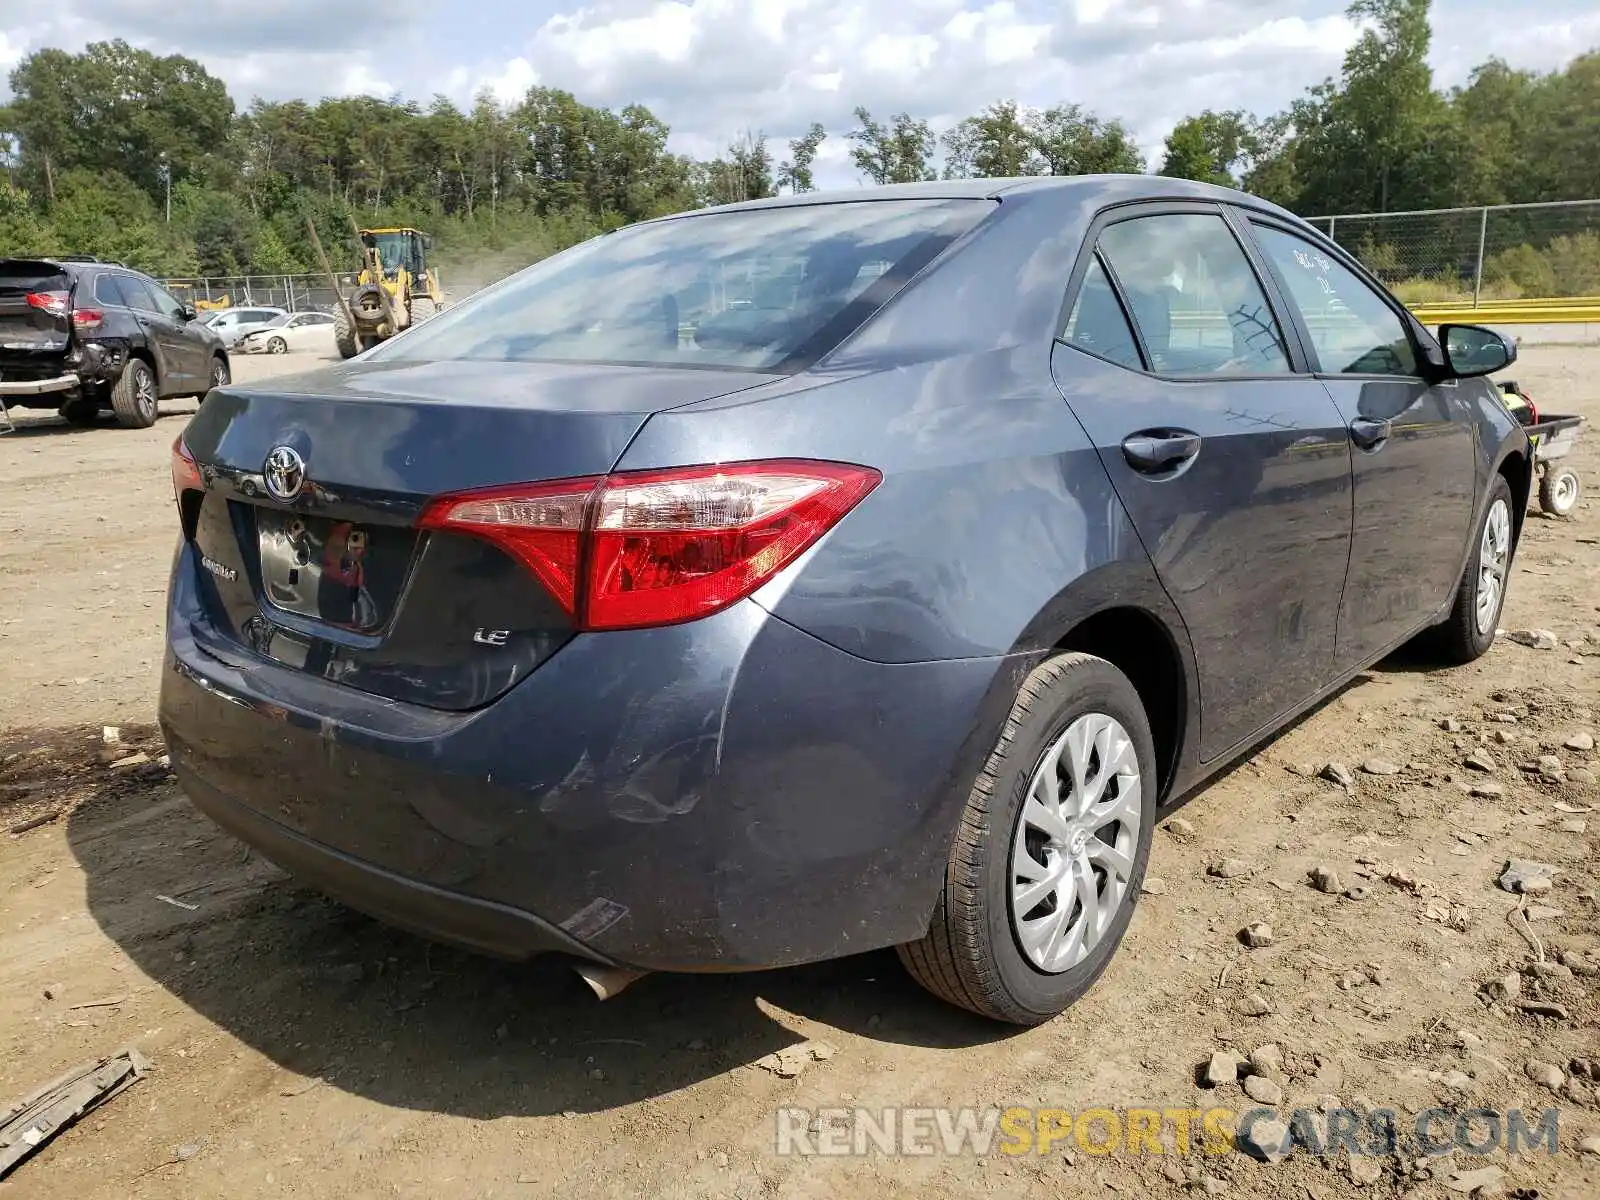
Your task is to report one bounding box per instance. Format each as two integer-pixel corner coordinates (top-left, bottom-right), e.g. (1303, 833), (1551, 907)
(263, 445), (306, 502)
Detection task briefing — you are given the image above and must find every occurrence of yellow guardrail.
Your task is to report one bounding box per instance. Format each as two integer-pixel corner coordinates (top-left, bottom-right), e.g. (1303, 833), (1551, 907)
(1408, 304), (1600, 325)
(1407, 294), (1600, 323)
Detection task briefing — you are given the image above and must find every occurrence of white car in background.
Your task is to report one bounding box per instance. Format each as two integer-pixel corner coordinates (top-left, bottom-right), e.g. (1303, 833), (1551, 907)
(235, 310), (339, 355)
(202, 305), (290, 347)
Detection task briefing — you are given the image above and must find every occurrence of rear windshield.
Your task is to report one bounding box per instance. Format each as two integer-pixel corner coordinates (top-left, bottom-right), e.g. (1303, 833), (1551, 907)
(0, 261), (70, 296)
(369, 199), (992, 372)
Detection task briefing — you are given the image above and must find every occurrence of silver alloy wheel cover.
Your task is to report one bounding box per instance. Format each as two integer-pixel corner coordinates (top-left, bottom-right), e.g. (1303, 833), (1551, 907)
(213, 361), (227, 385)
(135, 365), (156, 418)
(1009, 711), (1142, 974)
(1476, 497), (1511, 635)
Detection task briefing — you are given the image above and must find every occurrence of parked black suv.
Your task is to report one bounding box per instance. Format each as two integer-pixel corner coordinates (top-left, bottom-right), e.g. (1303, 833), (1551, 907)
(0, 256), (230, 428)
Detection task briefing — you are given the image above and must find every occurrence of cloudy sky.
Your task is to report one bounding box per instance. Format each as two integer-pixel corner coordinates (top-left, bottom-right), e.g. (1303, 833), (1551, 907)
(2, 0), (1597, 186)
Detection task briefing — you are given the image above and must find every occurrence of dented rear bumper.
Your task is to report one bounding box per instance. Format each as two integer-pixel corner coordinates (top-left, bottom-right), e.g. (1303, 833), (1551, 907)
(159, 540), (1007, 971)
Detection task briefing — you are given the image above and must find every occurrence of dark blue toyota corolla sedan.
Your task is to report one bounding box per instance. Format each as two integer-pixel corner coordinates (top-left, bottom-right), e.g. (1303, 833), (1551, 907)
(159, 176), (1529, 1024)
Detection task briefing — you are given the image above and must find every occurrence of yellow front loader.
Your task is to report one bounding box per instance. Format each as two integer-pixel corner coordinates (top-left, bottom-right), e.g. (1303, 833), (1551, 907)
(306, 221), (446, 358)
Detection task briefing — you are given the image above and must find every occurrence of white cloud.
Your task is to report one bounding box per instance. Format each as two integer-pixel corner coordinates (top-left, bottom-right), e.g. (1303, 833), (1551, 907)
(2, 0), (1597, 188)
(485, 57), (539, 104)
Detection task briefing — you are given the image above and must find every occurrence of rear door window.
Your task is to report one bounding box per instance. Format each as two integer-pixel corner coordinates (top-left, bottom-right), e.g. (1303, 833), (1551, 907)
(93, 274), (125, 307)
(144, 283), (187, 319)
(368, 199), (994, 372)
(1096, 212), (1291, 377)
(1249, 223), (1418, 377)
(120, 276), (161, 314)
(1061, 255), (1144, 370)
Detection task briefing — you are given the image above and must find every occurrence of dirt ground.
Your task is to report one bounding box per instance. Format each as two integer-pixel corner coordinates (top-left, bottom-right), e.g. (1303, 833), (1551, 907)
(1, 344), (1597, 1199)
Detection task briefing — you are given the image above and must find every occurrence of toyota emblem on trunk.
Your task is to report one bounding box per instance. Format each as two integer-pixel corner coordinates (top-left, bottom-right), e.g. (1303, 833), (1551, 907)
(263, 446), (306, 502)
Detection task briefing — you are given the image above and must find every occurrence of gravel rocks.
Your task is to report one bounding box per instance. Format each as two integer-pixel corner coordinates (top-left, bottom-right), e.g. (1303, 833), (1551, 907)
(1240, 921), (1274, 948)
(1497, 858), (1556, 894)
(1248, 1044), (1283, 1076)
(1321, 761), (1356, 787)
(1525, 1061), (1564, 1091)
(1204, 1051), (1242, 1087)
(1242, 1074), (1283, 1105)
(1480, 973), (1522, 1002)
(1237, 1116), (1292, 1163)
(1237, 993), (1273, 1017)
(1207, 858), (1251, 880)
(1506, 629), (1558, 650)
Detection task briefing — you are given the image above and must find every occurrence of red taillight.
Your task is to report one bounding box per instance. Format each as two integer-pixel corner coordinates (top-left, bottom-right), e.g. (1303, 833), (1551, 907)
(171, 435), (205, 501)
(418, 460), (881, 630)
(25, 290), (69, 317)
(418, 476), (599, 615)
(71, 307), (104, 330)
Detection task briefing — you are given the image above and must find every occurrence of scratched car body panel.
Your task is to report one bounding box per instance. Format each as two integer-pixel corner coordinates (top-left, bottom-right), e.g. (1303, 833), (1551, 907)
(159, 176), (1529, 1019)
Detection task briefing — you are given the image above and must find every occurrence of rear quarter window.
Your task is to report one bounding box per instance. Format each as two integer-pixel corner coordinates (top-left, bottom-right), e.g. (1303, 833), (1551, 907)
(368, 199), (993, 372)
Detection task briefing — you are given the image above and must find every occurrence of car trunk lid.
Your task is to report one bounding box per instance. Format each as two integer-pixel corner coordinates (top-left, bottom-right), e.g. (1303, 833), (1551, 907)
(176, 358), (779, 711)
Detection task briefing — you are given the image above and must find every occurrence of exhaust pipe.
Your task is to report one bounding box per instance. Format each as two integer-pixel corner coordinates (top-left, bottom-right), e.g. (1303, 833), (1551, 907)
(572, 961), (647, 1001)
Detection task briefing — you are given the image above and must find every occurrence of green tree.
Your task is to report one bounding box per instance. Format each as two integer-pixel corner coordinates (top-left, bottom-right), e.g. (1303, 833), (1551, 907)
(0, 180), (58, 255)
(778, 123), (826, 193)
(173, 183), (258, 275)
(5, 48), (82, 203)
(943, 101), (1041, 178)
(849, 108), (935, 184)
(1029, 104), (1144, 175)
(1286, 0), (1452, 213)
(1159, 110), (1255, 186)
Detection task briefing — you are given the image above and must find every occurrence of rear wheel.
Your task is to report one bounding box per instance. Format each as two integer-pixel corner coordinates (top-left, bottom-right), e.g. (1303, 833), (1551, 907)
(1539, 467), (1580, 517)
(1426, 474), (1514, 663)
(333, 310), (359, 359)
(896, 652), (1155, 1025)
(110, 358), (158, 429)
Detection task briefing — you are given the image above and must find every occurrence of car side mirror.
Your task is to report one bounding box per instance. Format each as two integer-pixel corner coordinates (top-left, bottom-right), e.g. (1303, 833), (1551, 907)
(1438, 323), (1516, 378)
(180, 304), (197, 321)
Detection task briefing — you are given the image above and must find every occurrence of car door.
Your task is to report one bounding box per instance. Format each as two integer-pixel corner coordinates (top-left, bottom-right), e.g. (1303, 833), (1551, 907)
(1049, 203), (1355, 762)
(120, 276), (194, 394)
(146, 279), (213, 387)
(1243, 217), (1475, 669)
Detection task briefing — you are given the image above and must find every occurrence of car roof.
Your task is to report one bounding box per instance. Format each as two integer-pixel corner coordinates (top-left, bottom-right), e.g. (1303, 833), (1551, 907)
(641, 173), (1305, 228)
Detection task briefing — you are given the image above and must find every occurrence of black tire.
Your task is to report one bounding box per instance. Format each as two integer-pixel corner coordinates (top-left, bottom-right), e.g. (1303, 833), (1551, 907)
(1538, 467), (1580, 517)
(59, 397), (100, 427)
(266, 336), (287, 355)
(109, 357), (158, 429)
(334, 309), (359, 359)
(897, 652), (1157, 1025)
(1426, 474), (1515, 663)
(207, 356), (230, 393)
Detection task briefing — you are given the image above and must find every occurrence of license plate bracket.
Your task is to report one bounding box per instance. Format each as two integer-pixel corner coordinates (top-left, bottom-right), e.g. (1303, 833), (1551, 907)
(254, 509), (413, 633)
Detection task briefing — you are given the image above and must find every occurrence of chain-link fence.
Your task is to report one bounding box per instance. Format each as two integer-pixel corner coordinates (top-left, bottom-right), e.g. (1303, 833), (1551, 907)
(156, 274), (350, 315)
(1304, 199), (1600, 306)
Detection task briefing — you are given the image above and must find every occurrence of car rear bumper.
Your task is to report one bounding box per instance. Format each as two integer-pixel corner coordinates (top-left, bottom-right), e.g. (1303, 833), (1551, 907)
(175, 761), (617, 963)
(0, 372), (78, 396)
(159, 541), (1011, 972)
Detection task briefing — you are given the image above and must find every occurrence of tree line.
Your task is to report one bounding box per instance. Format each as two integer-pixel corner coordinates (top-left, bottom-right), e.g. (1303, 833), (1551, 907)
(0, 0), (1595, 287)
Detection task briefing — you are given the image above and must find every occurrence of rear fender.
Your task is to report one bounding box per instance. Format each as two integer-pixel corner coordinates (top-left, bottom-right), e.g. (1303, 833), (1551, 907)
(900, 560), (1200, 941)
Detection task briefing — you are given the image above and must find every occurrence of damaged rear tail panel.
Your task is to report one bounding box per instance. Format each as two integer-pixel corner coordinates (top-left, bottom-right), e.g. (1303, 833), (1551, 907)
(0, 260), (72, 355)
